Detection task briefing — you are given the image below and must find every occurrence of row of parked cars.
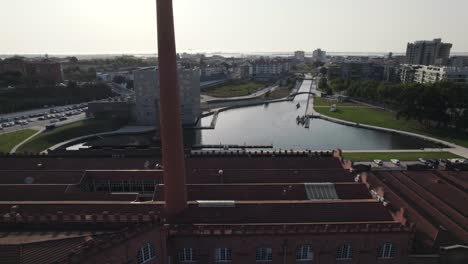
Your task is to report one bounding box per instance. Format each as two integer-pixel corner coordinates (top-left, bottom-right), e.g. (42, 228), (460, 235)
(0, 118), (34, 128)
(373, 158), (467, 168)
(0, 103), (88, 129)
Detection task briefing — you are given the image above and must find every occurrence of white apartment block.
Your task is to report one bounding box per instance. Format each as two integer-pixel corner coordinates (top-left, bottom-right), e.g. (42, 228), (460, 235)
(201, 66), (226, 77)
(414, 65), (468, 84)
(133, 67), (201, 127)
(251, 60), (290, 77)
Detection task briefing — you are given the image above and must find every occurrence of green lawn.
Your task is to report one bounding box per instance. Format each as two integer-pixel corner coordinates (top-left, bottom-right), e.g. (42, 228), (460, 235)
(203, 80), (265, 98)
(343, 152), (461, 162)
(262, 87), (291, 100)
(314, 97), (358, 107)
(0, 129), (38, 153)
(17, 119), (126, 153)
(314, 99), (468, 148)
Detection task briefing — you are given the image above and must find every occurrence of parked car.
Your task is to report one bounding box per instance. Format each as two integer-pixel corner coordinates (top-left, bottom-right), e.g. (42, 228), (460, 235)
(390, 159), (401, 166)
(374, 159), (383, 166)
(59, 117), (68, 121)
(418, 158), (428, 164)
(448, 158), (466, 164)
(49, 119), (59, 123)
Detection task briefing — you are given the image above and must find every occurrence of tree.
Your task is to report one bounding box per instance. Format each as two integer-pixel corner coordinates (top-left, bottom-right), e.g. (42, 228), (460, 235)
(329, 79), (349, 93)
(313, 61), (325, 68)
(69, 56), (79, 64)
(112, 75), (126, 84)
(319, 67), (328, 75)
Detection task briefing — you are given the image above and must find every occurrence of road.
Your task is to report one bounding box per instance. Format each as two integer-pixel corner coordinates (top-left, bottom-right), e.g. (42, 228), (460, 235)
(110, 82), (134, 97)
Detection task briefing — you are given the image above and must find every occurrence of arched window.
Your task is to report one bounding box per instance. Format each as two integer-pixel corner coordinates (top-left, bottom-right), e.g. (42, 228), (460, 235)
(215, 247), (232, 262)
(137, 242), (155, 264)
(378, 243), (396, 259)
(179, 247), (195, 262)
(255, 247), (273, 262)
(296, 245), (314, 261)
(336, 243), (353, 260)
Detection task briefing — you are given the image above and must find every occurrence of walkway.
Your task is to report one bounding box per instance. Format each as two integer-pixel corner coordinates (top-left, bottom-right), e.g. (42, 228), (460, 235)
(44, 125), (156, 153)
(10, 128), (45, 154)
(304, 92), (468, 158)
(201, 85), (279, 103)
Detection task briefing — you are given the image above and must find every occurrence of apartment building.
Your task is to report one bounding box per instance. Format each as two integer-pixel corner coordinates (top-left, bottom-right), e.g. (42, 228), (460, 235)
(406, 38), (452, 66)
(133, 67), (200, 127)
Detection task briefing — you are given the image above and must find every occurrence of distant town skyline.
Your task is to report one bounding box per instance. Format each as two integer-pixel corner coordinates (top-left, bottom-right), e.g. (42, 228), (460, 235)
(1, 0), (468, 55)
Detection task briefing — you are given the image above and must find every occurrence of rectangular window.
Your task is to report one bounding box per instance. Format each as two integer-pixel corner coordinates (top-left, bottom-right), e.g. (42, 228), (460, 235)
(296, 245), (313, 261)
(179, 248), (194, 262)
(378, 243), (396, 259)
(215, 248), (232, 262)
(256, 248), (272, 262)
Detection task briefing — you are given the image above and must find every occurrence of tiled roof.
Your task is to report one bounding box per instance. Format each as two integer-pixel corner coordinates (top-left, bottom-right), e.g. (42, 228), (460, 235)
(82, 170), (164, 181)
(369, 171), (468, 246)
(187, 168), (353, 184)
(0, 170), (84, 184)
(154, 183), (371, 201)
(0, 157), (161, 170)
(0, 231), (115, 264)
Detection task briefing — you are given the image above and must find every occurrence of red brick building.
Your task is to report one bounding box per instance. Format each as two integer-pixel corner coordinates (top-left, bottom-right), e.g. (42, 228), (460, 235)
(358, 169), (468, 263)
(0, 60), (63, 84)
(0, 151), (418, 263)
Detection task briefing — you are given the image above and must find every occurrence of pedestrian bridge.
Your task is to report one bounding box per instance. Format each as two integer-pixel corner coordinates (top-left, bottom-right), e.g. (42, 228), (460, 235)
(289, 91), (317, 97)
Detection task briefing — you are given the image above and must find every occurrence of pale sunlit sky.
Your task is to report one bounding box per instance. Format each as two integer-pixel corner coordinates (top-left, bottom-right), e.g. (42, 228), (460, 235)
(1, 0), (468, 54)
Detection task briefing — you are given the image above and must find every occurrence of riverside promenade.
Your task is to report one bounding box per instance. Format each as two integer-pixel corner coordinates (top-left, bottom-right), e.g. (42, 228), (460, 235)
(304, 85), (468, 158)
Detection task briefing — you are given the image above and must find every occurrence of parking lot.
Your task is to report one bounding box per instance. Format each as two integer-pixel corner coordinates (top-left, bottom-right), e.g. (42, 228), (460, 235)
(0, 104), (88, 133)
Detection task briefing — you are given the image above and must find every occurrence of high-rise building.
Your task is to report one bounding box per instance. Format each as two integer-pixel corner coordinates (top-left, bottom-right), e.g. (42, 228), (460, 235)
(133, 67), (200, 127)
(312, 49), (327, 62)
(405, 38), (452, 66)
(294, 51), (305, 62)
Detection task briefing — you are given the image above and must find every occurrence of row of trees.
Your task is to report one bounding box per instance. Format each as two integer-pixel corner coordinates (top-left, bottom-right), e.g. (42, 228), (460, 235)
(0, 82), (113, 114)
(324, 78), (468, 129)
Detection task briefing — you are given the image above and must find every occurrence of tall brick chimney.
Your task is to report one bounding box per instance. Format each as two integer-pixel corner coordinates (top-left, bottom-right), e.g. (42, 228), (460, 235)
(156, 0), (187, 216)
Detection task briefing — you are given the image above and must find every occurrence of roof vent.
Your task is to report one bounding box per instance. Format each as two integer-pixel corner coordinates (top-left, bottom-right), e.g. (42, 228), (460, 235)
(196, 200), (235, 208)
(24, 177), (35, 184)
(304, 183), (339, 200)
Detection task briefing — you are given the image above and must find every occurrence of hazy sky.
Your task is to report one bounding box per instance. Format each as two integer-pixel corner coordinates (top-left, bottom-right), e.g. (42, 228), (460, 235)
(1, 0), (468, 54)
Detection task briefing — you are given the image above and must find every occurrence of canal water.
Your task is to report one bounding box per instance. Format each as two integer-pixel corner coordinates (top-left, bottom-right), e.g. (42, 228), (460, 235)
(197, 80), (440, 150)
(66, 80), (442, 151)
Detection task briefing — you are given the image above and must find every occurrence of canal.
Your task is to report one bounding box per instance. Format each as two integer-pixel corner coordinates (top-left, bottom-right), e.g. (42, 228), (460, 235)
(66, 80), (443, 151)
(197, 79), (441, 150)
